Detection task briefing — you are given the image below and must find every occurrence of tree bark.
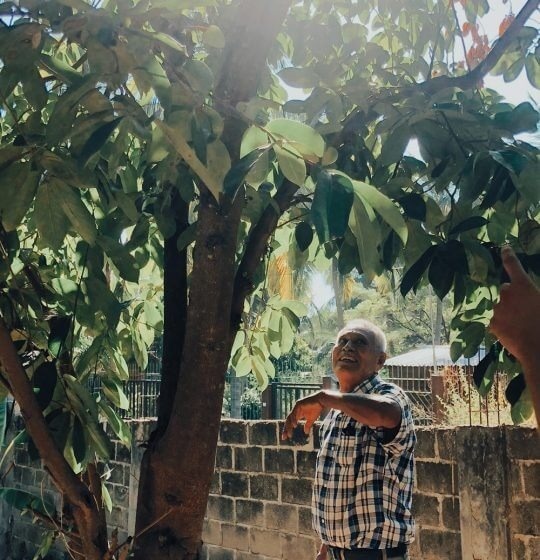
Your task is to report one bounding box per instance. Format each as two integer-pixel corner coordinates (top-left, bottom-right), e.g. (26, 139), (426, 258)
(332, 258), (345, 330)
(133, 194), (242, 559)
(134, 3), (292, 557)
(0, 318), (107, 560)
(154, 189), (189, 441)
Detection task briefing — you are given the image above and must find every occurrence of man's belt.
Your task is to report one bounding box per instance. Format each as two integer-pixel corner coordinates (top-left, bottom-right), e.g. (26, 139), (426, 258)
(328, 543), (407, 560)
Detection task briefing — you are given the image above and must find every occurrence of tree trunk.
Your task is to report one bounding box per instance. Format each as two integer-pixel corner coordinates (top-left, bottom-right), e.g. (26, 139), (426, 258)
(133, 3), (292, 557)
(153, 189), (189, 441)
(332, 258), (345, 329)
(133, 194), (243, 559)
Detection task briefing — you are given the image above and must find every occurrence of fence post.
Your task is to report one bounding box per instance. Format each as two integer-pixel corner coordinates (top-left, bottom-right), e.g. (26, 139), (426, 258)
(431, 372), (446, 423)
(261, 384), (272, 419)
(321, 376), (336, 418)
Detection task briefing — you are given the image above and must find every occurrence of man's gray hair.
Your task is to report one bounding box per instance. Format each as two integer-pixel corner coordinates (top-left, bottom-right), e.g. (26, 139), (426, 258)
(339, 319), (387, 353)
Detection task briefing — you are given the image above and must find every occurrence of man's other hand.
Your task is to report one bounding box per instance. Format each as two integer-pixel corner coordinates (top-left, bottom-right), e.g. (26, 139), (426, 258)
(281, 392), (324, 440)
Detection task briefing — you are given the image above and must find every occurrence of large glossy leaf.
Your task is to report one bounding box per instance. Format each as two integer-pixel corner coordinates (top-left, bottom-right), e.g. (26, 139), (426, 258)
(55, 181), (98, 245)
(328, 174), (354, 239)
(0, 163), (39, 231)
(34, 182), (70, 250)
(493, 102), (539, 134)
(351, 180), (408, 244)
(266, 119), (325, 159)
(400, 245), (437, 296)
(100, 377), (129, 410)
(349, 195), (381, 279)
(274, 145), (306, 186)
(223, 147), (270, 199)
(0, 488), (56, 516)
(449, 216), (488, 236)
(99, 400), (131, 447)
(525, 53), (540, 89)
(295, 221), (314, 252)
(312, 171), (332, 245)
(79, 117), (123, 164)
(278, 67), (320, 88)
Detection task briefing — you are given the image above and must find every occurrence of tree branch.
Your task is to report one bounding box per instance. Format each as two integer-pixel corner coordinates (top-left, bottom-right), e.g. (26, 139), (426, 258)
(0, 317), (104, 560)
(230, 179), (298, 331)
(215, 0), (293, 161)
(339, 0), (539, 142)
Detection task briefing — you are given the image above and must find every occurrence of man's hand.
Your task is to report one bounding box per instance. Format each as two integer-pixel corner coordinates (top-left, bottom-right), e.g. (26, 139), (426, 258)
(316, 543), (328, 560)
(281, 391), (324, 440)
(489, 245), (540, 363)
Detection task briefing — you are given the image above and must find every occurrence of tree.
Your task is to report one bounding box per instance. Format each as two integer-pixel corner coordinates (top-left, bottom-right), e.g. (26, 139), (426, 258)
(0, 0), (539, 558)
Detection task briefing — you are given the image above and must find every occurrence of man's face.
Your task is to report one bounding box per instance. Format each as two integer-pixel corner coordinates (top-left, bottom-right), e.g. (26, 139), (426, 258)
(331, 325), (386, 386)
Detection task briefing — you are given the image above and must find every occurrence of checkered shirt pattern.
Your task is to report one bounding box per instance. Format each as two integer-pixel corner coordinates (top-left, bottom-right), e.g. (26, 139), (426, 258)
(312, 373), (416, 549)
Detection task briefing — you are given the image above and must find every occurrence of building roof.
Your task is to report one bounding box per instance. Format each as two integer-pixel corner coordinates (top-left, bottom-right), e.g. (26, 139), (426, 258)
(385, 345), (485, 367)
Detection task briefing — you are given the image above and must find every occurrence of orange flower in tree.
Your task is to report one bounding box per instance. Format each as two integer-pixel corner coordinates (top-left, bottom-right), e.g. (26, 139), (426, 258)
(499, 14), (515, 37)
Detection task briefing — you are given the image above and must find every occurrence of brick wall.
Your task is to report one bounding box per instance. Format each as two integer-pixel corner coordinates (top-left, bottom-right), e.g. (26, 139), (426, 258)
(1, 420), (538, 560)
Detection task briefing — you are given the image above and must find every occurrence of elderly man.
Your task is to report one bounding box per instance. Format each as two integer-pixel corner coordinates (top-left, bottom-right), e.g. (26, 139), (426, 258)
(282, 319), (415, 560)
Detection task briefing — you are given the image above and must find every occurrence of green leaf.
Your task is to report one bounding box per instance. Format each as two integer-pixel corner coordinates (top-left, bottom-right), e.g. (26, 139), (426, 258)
(493, 102), (539, 134)
(39, 53), (84, 86)
(278, 67), (320, 88)
(312, 171), (331, 245)
(449, 216), (488, 236)
(101, 377), (129, 410)
(223, 147), (270, 199)
(505, 373), (526, 407)
(234, 346), (252, 377)
(0, 163), (39, 231)
(79, 117), (123, 165)
(379, 125), (410, 166)
(181, 59), (214, 96)
(97, 236), (140, 283)
(428, 251), (454, 300)
(295, 221), (313, 252)
(55, 181), (98, 245)
(71, 416), (87, 465)
(473, 343), (497, 390)
(0, 488), (56, 517)
(99, 400), (131, 447)
(351, 180), (408, 244)
(34, 182), (70, 250)
(274, 145), (306, 186)
(202, 25), (225, 48)
(240, 126), (270, 157)
(525, 54), (540, 89)
(266, 118), (325, 159)
(48, 316), (72, 358)
(428, 241), (468, 300)
(327, 174), (354, 239)
(350, 195), (382, 279)
(400, 245), (437, 296)
(460, 322), (485, 359)
(399, 193), (426, 221)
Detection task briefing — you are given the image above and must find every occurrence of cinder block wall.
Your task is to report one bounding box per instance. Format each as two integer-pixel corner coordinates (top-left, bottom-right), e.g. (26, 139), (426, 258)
(1, 419), (539, 560)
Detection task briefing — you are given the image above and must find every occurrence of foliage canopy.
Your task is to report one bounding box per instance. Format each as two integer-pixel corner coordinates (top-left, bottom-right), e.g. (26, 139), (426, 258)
(0, 0), (539, 558)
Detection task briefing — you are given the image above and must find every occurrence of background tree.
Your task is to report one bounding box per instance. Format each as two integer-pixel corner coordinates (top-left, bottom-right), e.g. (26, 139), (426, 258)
(0, 1), (539, 559)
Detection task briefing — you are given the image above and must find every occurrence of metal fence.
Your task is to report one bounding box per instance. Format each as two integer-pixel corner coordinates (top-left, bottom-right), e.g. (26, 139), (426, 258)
(88, 366), (513, 426)
(88, 376), (160, 419)
(267, 381), (322, 419)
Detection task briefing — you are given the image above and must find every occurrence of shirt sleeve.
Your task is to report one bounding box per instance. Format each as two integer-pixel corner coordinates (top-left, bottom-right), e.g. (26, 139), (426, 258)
(372, 383), (415, 455)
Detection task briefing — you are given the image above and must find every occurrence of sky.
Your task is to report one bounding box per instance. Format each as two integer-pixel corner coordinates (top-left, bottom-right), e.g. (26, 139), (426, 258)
(308, 0), (539, 308)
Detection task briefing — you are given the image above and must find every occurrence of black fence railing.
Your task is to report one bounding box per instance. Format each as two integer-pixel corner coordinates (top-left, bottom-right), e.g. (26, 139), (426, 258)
(269, 381), (321, 419)
(240, 402), (262, 420)
(88, 377), (160, 419)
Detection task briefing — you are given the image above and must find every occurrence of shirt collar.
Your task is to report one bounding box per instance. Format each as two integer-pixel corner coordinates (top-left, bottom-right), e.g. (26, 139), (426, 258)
(351, 372), (380, 394)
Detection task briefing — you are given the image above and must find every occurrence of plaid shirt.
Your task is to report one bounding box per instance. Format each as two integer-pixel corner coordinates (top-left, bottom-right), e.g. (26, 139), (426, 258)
(312, 373), (416, 549)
